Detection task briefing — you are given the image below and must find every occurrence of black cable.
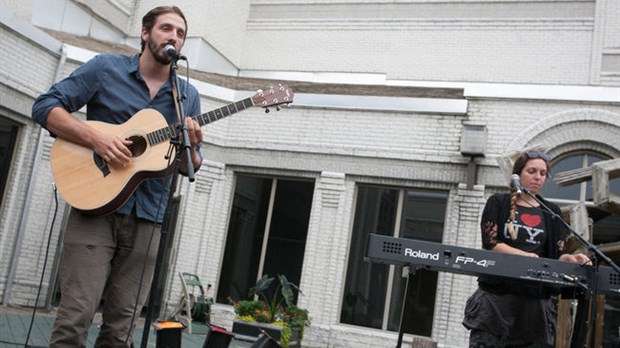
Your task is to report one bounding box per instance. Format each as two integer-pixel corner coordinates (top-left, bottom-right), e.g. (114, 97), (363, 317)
(123, 143), (177, 346)
(22, 183), (59, 348)
(123, 218), (158, 346)
(131, 56), (196, 346)
(125, 57), (191, 344)
(124, 57), (193, 345)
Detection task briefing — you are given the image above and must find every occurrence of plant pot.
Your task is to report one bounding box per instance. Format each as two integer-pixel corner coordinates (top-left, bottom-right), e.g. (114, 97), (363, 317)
(231, 319), (300, 348)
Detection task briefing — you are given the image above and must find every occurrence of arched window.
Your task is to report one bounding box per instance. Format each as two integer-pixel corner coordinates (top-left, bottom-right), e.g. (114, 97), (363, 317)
(541, 152), (620, 246)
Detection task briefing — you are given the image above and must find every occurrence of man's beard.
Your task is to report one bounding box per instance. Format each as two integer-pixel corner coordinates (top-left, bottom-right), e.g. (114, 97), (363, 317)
(148, 39), (172, 65)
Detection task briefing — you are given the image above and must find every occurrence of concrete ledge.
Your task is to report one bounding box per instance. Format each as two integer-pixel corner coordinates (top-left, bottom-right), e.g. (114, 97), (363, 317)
(0, 6), (61, 53)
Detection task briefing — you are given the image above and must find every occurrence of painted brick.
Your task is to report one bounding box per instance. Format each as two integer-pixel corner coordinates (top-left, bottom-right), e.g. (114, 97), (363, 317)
(0, 2), (619, 348)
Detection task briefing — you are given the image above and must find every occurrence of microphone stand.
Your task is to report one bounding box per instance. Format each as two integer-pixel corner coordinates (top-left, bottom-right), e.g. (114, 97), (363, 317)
(521, 188), (620, 348)
(140, 56), (195, 347)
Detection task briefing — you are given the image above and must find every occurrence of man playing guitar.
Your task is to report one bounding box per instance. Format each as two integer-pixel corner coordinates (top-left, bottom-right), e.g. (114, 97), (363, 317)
(31, 6), (202, 347)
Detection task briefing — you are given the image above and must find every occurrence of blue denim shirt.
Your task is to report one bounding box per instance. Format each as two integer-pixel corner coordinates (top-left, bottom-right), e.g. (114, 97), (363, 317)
(32, 54), (201, 223)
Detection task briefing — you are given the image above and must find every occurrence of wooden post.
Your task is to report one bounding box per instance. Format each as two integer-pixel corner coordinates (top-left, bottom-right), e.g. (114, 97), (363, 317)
(556, 297), (574, 348)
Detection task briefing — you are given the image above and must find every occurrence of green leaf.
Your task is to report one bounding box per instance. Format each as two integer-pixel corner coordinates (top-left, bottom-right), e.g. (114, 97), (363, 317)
(250, 274), (273, 297)
(279, 275), (294, 307)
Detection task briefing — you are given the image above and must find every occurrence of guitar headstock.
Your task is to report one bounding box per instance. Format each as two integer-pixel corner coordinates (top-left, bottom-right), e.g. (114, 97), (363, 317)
(251, 84), (294, 112)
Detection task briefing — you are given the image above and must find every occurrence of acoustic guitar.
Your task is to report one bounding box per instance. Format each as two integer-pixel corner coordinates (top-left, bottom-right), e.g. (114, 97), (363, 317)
(50, 84), (293, 216)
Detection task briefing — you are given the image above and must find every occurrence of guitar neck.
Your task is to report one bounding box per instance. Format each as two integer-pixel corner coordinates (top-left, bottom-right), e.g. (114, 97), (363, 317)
(148, 97), (254, 145)
(194, 97), (254, 127)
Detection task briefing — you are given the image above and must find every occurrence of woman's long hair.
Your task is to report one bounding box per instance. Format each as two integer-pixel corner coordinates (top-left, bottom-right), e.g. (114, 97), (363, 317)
(507, 148), (550, 240)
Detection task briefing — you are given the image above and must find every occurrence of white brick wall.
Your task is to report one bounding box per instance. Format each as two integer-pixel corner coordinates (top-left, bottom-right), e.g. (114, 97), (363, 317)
(1, 0), (34, 22)
(0, 20), (66, 305)
(22, 0), (619, 85)
(243, 20), (594, 84)
(300, 172), (352, 325)
(239, 0), (608, 85)
(203, 106), (466, 164)
(125, 0), (252, 68)
(602, 0), (620, 48)
(434, 184), (487, 347)
(1, 1), (619, 347)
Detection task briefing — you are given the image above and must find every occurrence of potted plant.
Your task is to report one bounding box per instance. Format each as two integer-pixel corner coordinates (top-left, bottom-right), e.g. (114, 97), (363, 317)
(229, 274), (310, 348)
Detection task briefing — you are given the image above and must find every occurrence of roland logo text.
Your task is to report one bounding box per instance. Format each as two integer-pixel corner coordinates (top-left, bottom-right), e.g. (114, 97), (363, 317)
(404, 248), (439, 261)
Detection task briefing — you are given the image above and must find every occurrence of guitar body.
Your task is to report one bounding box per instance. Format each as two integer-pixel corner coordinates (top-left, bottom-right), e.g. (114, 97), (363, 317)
(49, 84), (294, 216)
(50, 109), (174, 216)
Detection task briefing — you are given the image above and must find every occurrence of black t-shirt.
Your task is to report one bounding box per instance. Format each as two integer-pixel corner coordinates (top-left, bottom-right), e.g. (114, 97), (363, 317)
(477, 193), (570, 298)
(501, 205), (547, 255)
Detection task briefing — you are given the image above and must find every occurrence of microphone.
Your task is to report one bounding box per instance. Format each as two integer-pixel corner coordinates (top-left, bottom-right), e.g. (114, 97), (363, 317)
(163, 44), (185, 61)
(510, 174), (523, 196)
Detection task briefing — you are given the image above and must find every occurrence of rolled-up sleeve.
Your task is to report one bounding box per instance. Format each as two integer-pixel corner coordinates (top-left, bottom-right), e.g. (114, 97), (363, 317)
(31, 55), (104, 129)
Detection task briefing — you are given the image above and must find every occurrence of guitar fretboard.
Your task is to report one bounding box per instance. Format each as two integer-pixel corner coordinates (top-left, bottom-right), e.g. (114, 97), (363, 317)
(146, 97), (254, 145)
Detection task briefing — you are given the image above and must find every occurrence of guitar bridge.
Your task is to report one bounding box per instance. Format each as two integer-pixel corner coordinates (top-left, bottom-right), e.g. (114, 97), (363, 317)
(93, 153), (111, 177)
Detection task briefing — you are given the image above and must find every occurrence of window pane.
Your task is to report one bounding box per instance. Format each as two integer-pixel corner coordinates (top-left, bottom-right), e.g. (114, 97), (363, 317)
(400, 190), (448, 242)
(217, 176), (315, 304)
(342, 186), (448, 337)
(544, 153), (619, 202)
(388, 267), (438, 335)
(388, 190), (447, 335)
(543, 152), (620, 262)
(262, 179), (314, 300)
(341, 187), (398, 328)
(217, 176), (272, 303)
(543, 155), (583, 200)
(592, 212), (620, 247)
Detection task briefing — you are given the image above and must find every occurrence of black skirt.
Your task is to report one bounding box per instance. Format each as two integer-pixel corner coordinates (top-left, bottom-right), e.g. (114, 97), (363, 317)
(462, 288), (557, 346)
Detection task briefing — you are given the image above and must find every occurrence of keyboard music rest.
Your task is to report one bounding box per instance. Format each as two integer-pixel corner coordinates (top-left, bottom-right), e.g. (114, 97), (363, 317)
(365, 234), (620, 296)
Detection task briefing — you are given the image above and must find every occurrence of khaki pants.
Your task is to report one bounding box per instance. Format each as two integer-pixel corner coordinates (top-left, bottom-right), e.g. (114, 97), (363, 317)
(50, 210), (161, 348)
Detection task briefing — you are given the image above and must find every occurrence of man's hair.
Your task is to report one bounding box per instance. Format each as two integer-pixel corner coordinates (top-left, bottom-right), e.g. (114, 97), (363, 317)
(141, 6), (187, 52)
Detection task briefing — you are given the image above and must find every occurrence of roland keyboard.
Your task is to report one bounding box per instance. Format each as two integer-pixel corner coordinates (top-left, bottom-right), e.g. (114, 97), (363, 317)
(366, 234), (620, 296)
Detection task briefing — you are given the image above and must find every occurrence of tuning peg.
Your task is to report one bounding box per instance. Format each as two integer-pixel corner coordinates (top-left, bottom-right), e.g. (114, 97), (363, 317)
(276, 105), (281, 111)
(265, 108), (270, 113)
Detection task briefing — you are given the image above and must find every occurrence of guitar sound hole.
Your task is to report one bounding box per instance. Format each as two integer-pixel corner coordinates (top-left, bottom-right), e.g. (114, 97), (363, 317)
(127, 136), (147, 157)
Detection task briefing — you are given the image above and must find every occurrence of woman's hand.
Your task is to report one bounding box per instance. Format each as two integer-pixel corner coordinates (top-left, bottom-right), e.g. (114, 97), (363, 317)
(560, 253), (592, 265)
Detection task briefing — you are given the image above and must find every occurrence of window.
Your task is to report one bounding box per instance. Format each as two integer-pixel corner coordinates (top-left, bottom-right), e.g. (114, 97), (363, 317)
(216, 175), (314, 304)
(341, 185), (448, 336)
(541, 152), (620, 245)
(0, 118), (19, 208)
(542, 152), (620, 347)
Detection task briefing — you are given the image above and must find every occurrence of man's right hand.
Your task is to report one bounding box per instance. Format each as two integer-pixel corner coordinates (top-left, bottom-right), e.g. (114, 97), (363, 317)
(92, 132), (133, 167)
(45, 107), (133, 167)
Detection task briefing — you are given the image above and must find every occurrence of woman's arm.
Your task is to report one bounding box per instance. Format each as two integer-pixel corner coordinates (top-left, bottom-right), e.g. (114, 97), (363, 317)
(559, 253), (592, 265)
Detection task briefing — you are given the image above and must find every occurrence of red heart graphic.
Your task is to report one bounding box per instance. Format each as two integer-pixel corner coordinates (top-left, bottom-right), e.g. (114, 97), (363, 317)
(521, 213), (541, 227)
